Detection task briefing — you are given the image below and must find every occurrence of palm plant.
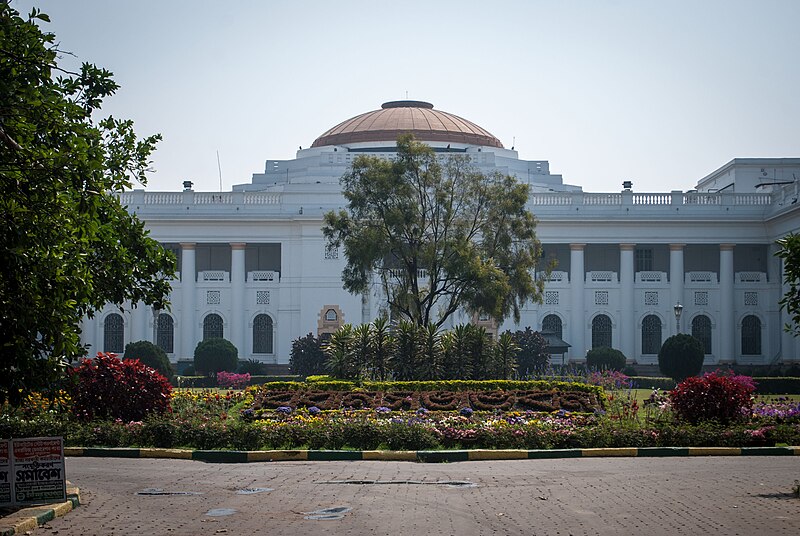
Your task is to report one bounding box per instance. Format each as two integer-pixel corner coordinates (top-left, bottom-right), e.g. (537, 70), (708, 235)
(324, 324), (355, 379)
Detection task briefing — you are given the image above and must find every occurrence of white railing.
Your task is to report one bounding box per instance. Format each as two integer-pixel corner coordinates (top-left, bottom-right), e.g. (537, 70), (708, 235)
(737, 271), (766, 283)
(588, 271), (616, 283)
(636, 271), (666, 283)
(538, 270), (568, 282)
(734, 194), (771, 205)
(385, 268), (429, 280)
(243, 193), (281, 204)
(686, 271), (716, 283)
(583, 193), (621, 205)
(194, 193), (232, 204)
(632, 193), (671, 205)
(200, 270), (229, 282)
(249, 270), (279, 282)
(683, 193), (720, 205)
(529, 193), (573, 205)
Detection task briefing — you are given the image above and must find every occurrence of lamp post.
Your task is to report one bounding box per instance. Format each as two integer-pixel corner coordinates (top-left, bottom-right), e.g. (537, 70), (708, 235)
(673, 302), (683, 334)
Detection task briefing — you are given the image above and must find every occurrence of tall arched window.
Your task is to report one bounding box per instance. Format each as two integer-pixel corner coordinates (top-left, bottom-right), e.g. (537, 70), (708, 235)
(157, 313), (174, 354)
(203, 313), (224, 340)
(591, 314), (612, 348)
(542, 314), (563, 339)
(253, 314), (274, 354)
(641, 315), (662, 355)
(692, 315), (712, 355)
(741, 315), (761, 355)
(103, 313), (124, 353)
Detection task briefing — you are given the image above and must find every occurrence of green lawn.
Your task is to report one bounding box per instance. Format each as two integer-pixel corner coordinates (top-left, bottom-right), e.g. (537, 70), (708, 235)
(623, 388), (800, 406)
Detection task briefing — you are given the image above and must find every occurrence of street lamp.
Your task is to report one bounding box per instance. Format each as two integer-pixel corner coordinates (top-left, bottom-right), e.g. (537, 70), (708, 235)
(673, 302), (683, 334)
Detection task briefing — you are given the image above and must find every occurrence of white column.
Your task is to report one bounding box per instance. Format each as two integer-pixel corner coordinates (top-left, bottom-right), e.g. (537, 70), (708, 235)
(620, 244), (635, 361)
(669, 244), (685, 335)
(81, 316), (97, 357)
(570, 244), (586, 361)
(133, 304), (148, 344)
(180, 243), (196, 359)
(230, 243), (246, 357)
(719, 244), (735, 362)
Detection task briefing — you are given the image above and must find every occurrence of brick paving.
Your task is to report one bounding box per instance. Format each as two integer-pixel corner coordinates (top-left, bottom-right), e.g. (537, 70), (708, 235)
(44, 456), (799, 535)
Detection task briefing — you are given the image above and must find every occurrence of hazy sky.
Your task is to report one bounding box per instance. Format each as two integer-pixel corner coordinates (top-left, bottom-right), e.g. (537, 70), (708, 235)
(14, 0), (800, 193)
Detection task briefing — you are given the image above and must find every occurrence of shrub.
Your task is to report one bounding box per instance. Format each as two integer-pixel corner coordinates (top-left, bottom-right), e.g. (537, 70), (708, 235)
(237, 359), (265, 375)
(123, 340), (173, 379)
(510, 328), (550, 377)
(289, 333), (327, 377)
(658, 334), (704, 382)
(670, 370), (756, 424)
(586, 347), (627, 371)
(194, 338), (238, 375)
(69, 352), (172, 422)
(217, 372), (251, 389)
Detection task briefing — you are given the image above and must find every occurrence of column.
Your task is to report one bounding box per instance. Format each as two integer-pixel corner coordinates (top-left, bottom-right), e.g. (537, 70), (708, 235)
(81, 316), (97, 356)
(133, 304), (149, 344)
(669, 244), (685, 335)
(719, 244), (735, 362)
(231, 243), (246, 357)
(619, 244), (635, 361)
(570, 244), (586, 360)
(180, 243), (196, 360)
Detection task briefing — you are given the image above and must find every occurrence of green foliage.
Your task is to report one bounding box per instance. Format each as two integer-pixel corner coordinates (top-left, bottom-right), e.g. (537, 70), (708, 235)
(193, 338), (238, 375)
(0, 5), (175, 405)
(776, 233), (800, 335)
(510, 328), (550, 376)
(324, 324), (355, 379)
(289, 333), (327, 377)
(237, 359), (265, 375)
(490, 332), (519, 380)
(658, 334), (705, 382)
(586, 346), (627, 372)
(123, 340), (172, 379)
(69, 352), (172, 422)
(323, 134), (544, 328)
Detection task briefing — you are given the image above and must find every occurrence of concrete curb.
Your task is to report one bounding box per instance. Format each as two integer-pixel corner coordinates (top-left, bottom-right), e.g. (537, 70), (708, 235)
(0, 487), (80, 536)
(63, 445), (800, 463)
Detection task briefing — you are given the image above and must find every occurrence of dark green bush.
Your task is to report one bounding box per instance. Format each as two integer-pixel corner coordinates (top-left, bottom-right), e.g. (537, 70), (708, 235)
(658, 334), (704, 382)
(193, 338), (238, 375)
(289, 333), (327, 377)
(238, 359), (265, 375)
(586, 347), (627, 371)
(124, 340), (173, 379)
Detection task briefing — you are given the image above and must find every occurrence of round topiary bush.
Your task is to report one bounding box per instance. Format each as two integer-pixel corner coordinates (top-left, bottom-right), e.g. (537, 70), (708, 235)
(585, 346), (627, 371)
(69, 352), (172, 422)
(194, 338), (239, 375)
(658, 333), (704, 382)
(670, 370), (756, 424)
(123, 340), (172, 379)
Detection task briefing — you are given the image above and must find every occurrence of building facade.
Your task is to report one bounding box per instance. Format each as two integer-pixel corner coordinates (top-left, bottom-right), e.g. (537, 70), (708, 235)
(81, 100), (800, 367)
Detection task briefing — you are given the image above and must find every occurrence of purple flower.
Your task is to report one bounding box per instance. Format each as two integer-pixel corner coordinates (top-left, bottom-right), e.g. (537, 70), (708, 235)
(416, 407), (429, 415)
(276, 406), (293, 414)
(308, 406), (321, 415)
(376, 406), (391, 415)
(459, 407), (473, 417)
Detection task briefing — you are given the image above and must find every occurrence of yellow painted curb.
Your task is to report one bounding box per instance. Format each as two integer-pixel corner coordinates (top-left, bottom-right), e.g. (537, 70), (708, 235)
(51, 500), (74, 517)
(362, 450), (418, 461)
(247, 450), (309, 462)
(688, 447), (741, 456)
(64, 447), (84, 456)
(468, 449), (529, 461)
(581, 448), (638, 457)
(790, 446), (800, 455)
(139, 448), (192, 459)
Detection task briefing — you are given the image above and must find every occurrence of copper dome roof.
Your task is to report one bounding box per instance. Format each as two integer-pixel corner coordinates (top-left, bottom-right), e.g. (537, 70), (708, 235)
(311, 101), (504, 149)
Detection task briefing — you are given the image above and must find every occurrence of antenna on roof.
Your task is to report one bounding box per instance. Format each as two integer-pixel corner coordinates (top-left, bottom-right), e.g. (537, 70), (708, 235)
(216, 150), (223, 192)
(512, 136), (515, 151)
(405, 90), (408, 99)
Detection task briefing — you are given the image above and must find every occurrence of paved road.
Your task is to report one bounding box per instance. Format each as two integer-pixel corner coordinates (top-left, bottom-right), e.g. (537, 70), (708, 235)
(46, 456), (799, 535)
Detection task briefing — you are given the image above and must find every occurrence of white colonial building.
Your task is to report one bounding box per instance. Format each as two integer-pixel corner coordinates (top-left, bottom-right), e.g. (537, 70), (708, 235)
(81, 100), (800, 369)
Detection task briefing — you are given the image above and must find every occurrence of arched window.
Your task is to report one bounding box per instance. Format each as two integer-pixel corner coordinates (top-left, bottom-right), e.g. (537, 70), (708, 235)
(253, 314), (274, 354)
(741, 315), (761, 355)
(591, 314), (612, 348)
(542, 314), (562, 339)
(325, 309), (338, 322)
(103, 313), (124, 353)
(157, 313), (174, 354)
(203, 313), (224, 340)
(641, 315), (662, 355)
(691, 315), (712, 355)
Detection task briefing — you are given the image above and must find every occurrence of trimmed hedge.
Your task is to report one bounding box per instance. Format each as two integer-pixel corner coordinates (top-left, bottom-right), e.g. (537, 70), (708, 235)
(174, 375), (301, 388)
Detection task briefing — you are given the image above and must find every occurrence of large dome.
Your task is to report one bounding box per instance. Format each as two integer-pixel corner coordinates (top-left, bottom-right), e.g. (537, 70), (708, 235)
(311, 100), (504, 149)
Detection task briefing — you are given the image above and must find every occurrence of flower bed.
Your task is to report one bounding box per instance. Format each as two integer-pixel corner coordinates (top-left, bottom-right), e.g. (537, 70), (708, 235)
(248, 388), (604, 415)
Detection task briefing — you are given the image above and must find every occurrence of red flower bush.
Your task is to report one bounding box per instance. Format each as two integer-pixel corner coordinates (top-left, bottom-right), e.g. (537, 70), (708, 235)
(69, 352), (172, 422)
(670, 370), (756, 424)
(216, 372), (250, 389)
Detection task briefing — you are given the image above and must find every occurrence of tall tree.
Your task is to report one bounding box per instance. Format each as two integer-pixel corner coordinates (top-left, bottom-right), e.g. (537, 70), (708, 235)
(776, 233), (800, 335)
(323, 134), (544, 328)
(0, 4), (175, 404)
